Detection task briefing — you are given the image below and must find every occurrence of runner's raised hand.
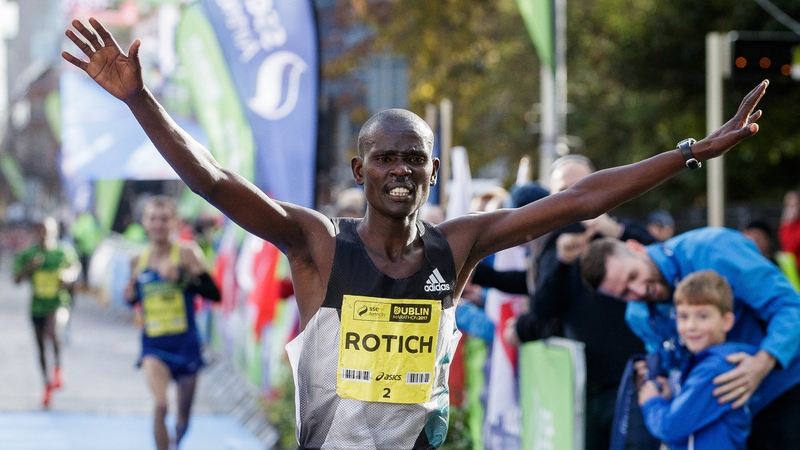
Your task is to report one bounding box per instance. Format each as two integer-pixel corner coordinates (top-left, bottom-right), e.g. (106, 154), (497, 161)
(62, 17), (144, 102)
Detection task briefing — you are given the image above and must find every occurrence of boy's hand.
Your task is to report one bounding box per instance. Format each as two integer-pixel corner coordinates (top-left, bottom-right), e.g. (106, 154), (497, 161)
(633, 359), (648, 388)
(638, 380), (660, 405)
(503, 318), (520, 347)
(638, 377), (671, 405)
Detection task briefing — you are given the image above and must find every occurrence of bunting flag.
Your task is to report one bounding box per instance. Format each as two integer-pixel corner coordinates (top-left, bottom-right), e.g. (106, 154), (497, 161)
(445, 146), (472, 220)
(246, 238), (288, 339)
(449, 334), (466, 408)
(483, 245), (528, 449)
(230, 232), (294, 387)
(212, 221), (241, 315)
(0, 153), (25, 200)
(202, 0), (319, 207)
(208, 221), (241, 356)
(515, 0), (554, 71)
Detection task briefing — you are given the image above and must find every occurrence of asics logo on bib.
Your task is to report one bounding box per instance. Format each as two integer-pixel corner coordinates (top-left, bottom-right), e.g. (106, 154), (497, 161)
(375, 372), (402, 381)
(424, 268), (449, 292)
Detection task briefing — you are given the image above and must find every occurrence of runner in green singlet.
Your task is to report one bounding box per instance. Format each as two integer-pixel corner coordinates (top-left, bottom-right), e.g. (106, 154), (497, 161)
(13, 216), (80, 408)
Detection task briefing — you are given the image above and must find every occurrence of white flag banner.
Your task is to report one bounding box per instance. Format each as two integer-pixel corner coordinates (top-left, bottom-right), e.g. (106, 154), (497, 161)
(446, 146), (473, 220)
(483, 245), (527, 449)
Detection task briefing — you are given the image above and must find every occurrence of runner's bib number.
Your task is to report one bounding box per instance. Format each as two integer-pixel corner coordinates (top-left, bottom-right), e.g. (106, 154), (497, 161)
(32, 270), (61, 299)
(142, 283), (188, 337)
(337, 295), (441, 404)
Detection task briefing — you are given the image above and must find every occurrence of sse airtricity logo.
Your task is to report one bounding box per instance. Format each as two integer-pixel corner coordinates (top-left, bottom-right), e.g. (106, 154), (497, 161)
(424, 268), (449, 292)
(248, 51), (308, 120)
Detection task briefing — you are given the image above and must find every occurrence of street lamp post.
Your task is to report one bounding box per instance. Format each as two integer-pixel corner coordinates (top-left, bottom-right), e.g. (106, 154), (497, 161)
(706, 32), (729, 227)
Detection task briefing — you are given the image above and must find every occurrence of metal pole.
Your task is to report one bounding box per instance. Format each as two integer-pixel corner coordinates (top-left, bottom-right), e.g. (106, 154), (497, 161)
(439, 98), (452, 210)
(706, 33), (729, 227)
(555, 0), (567, 138)
(539, 67), (556, 185)
(539, 0), (567, 187)
(0, 1), (20, 145)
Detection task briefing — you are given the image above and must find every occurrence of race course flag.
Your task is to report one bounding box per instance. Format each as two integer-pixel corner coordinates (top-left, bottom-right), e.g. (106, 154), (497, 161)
(520, 337), (586, 450)
(203, 0), (319, 207)
(483, 245), (528, 449)
(176, 5), (256, 182)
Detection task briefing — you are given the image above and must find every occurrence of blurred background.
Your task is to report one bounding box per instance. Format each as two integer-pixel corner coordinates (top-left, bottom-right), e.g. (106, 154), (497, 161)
(1, 0), (799, 232)
(1, 1), (800, 449)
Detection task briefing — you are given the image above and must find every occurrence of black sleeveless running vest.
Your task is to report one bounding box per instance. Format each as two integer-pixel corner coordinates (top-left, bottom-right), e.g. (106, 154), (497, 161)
(288, 218), (459, 450)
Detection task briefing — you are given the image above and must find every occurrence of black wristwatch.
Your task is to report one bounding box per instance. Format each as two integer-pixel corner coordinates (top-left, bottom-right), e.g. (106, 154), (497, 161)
(677, 138), (701, 170)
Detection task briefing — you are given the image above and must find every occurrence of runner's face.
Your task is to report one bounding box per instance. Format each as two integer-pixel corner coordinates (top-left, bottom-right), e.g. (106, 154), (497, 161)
(35, 218), (59, 246)
(598, 251), (670, 302)
(142, 205), (175, 244)
(355, 120), (438, 220)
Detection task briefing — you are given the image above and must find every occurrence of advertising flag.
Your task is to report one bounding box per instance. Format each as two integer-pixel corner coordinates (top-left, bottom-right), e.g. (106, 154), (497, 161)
(202, 0), (319, 207)
(520, 337), (586, 450)
(60, 71), (209, 180)
(176, 6), (256, 182)
(516, 0), (554, 71)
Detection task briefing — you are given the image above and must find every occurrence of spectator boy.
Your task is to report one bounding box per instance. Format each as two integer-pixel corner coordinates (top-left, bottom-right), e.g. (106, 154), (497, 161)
(581, 227), (800, 448)
(638, 270), (753, 449)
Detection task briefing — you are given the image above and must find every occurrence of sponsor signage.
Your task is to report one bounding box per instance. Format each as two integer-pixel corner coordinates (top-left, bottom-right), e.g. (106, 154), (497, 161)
(203, 0), (319, 207)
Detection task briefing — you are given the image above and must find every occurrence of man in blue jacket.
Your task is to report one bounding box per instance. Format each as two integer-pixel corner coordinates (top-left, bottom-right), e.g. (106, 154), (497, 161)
(581, 227), (800, 448)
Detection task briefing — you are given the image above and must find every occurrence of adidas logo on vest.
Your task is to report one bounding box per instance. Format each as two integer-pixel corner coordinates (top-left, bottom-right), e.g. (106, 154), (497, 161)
(424, 268), (449, 292)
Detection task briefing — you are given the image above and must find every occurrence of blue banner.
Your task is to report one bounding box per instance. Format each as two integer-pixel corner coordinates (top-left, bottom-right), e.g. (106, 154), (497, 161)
(202, 0), (319, 208)
(60, 71), (207, 181)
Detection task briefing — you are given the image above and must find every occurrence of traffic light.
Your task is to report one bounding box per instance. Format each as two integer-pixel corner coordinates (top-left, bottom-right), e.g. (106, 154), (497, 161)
(730, 31), (800, 80)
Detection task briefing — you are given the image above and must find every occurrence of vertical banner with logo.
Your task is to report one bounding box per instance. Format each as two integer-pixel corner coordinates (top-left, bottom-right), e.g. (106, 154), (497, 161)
(203, 0), (319, 207)
(176, 6), (256, 182)
(520, 337), (586, 450)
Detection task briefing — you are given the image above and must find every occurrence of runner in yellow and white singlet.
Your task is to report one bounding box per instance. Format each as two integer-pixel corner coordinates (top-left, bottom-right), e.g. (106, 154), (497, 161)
(124, 196), (220, 450)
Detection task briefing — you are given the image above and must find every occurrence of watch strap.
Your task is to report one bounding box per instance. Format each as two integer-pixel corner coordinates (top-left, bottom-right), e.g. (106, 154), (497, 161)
(677, 138), (701, 170)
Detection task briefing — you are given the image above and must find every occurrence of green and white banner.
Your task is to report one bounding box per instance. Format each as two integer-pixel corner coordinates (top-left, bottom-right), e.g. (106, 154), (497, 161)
(520, 337), (586, 450)
(515, 0), (554, 71)
(175, 5), (256, 182)
(0, 153), (26, 200)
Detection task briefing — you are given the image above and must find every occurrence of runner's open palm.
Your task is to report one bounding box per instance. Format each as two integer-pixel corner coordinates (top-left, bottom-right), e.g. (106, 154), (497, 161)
(61, 18), (143, 102)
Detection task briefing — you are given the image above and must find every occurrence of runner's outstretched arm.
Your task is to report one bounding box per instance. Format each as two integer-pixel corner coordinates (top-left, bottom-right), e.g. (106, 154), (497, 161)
(447, 80), (768, 271)
(61, 17), (326, 250)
